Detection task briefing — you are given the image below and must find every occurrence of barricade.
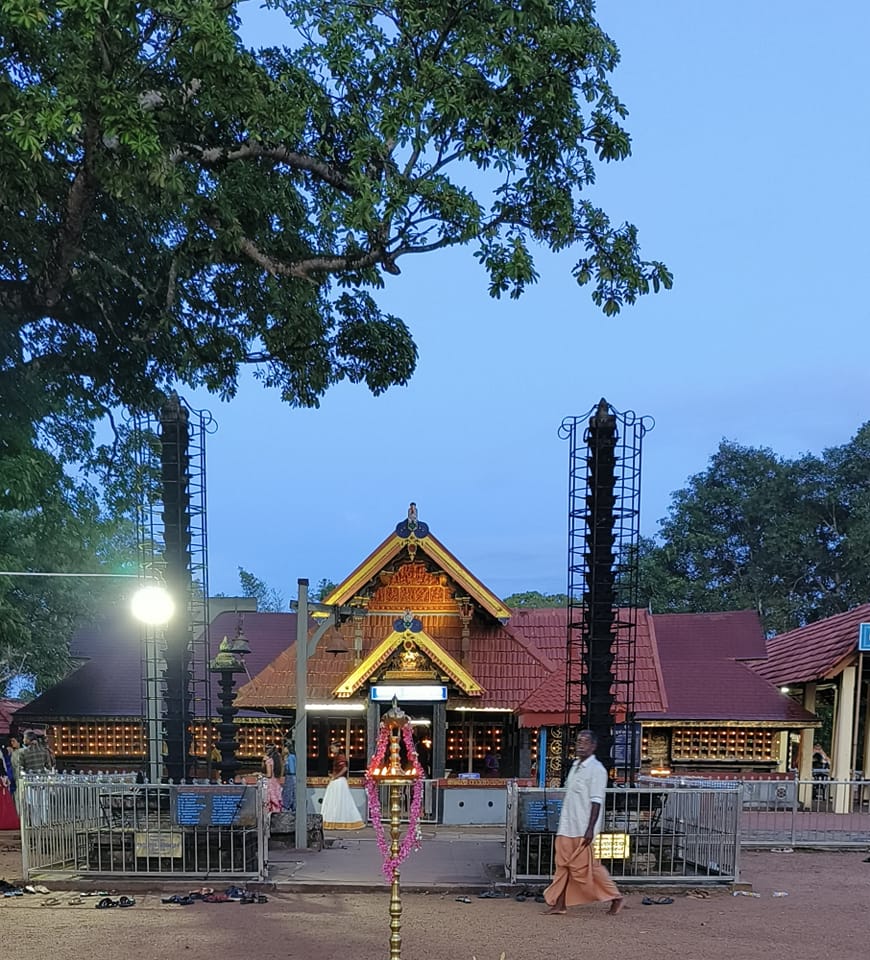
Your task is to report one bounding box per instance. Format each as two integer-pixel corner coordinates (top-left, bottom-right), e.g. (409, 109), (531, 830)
(20, 774), (267, 881)
(376, 778), (440, 823)
(739, 777), (870, 847)
(504, 781), (741, 885)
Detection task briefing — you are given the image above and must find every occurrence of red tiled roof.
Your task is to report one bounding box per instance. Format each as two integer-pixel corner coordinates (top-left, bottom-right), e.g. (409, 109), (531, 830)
(16, 612), (298, 721)
(512, 608), (667, 726)
(753, 603), (869, 685)
(649, 658), (815, 722)
(650, 610), (815, 724)
(236, 613), (553, 711)
(512, 608), (812, 727)
(650, 610), (767, 660)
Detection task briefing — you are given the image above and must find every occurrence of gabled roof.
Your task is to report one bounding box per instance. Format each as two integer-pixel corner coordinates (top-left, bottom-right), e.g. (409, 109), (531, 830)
(321, 517), (512, 622)
(753, 603), (870, 685)
(332, 629), (484, 698)
(15, 612), (298, 721)
(236, 613), (551, 710)
(649, 610), (816, 725)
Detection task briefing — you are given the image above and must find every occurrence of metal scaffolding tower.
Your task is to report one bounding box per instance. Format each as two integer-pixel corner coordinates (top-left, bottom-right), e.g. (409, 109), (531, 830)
(559, 399), (652, 783)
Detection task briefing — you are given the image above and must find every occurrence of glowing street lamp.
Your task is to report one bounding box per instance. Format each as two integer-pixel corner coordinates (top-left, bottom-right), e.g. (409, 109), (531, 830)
(130, 584), (174, 626)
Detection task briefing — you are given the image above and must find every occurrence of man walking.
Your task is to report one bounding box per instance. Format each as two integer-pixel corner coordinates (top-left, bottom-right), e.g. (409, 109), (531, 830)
(543, 730), (623, 916)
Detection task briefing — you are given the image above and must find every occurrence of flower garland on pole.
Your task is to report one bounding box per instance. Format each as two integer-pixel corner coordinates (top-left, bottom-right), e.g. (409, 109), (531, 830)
(366, 711), (425, 883)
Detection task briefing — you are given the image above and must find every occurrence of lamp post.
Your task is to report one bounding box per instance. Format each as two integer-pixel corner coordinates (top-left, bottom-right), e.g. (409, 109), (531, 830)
(209, 624), (251, 783)
(292, 578), (365, 850)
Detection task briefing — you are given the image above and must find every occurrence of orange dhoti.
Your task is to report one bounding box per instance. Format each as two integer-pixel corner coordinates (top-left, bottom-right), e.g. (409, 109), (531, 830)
(543, 836), (621, 908)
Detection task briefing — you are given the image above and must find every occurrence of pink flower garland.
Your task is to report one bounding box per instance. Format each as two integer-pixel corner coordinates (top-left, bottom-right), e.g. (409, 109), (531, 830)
(365, 724), (425, 883)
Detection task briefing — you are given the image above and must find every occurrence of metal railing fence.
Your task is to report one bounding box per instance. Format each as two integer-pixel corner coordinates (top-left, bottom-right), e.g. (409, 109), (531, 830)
(375, 779), (440, 824)
(740, 777), (870, 847)
(20, 774), (267, 881)
(505, 782), (741, 885)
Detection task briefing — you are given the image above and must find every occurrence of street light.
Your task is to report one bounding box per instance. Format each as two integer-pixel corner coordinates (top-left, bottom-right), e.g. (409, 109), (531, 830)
(292, 579), (363, 850)
(131, 584), (175, 625)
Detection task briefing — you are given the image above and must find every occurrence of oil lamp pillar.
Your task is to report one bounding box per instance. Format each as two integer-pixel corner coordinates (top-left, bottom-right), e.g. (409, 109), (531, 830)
(209, 626), (250, 782)
(368, 700), (423, 960)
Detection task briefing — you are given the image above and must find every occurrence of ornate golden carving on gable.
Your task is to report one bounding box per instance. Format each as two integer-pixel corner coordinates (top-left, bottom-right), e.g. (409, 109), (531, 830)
(381, 638), (440, 681)
(370, 562), (456, 611)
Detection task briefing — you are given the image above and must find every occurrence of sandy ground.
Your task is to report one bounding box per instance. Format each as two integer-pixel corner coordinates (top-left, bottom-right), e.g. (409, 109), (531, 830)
(2, 836), (870, 960)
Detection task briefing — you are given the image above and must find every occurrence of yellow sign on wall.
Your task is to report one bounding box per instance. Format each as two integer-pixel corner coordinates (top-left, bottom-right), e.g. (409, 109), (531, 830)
(134, 831), (183, 858)
(593, 832), (630, 860)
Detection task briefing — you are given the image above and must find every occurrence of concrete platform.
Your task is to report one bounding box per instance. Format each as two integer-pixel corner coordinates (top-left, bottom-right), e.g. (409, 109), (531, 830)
(268, 824), (507, 892)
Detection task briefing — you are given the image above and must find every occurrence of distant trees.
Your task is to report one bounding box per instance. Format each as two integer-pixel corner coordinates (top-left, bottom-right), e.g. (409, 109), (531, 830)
(637, 424), (870, 634)
(237, 567), (286, 613)
(503, 591), (569, 609)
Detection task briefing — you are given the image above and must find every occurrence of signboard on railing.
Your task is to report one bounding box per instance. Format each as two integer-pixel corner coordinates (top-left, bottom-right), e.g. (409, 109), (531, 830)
(517, 792), (563, 833)
(172, 784), (258, 827)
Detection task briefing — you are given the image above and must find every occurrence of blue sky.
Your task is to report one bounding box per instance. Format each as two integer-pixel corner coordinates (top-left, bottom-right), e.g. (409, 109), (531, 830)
(195, 2), (870, 603)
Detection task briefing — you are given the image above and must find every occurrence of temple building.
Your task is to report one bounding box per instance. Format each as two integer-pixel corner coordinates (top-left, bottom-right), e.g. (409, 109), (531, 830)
(234, 507), (816, 782)
(12, 508), (821, 784)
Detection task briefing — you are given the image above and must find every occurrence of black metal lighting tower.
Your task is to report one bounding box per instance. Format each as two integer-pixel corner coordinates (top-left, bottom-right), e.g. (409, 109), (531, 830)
(559, 399), (651, 783)
(135, 394), (213, 783)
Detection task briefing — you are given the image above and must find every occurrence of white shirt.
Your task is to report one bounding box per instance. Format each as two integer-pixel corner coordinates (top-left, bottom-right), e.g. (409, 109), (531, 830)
(556, 754), (607, 838)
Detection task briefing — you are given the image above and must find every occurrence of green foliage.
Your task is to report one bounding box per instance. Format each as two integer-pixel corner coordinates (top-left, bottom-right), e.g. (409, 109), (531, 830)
(315, 578), (337, 601)
(0, 490), (138, 693)
(504, 590), (569, 609)
(637, 424), (870, 634)
(1, 0), (669, 440)
(0, 1), (670, 686)
(238, 566), (285, 612)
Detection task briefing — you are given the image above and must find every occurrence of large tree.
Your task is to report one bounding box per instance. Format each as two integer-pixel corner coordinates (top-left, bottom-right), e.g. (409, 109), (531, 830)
(2, 1), (670, 684)
(637, 425), (870, 634)
(1, 0), (670, 436)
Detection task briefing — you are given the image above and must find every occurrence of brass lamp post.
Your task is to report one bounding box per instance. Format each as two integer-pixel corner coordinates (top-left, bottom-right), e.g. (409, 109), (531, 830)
(367, 701), (422, 960)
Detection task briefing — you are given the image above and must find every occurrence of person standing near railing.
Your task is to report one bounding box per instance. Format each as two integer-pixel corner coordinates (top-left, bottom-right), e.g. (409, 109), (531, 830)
(21, 730), (52, 775)
(0, 742), (18, 829)
(262, 744), (284, 814)
(19, 730), (53, 828)
(282, 739), (297, 814)
(812, 743), (831, 774)
(8, 736), (22, 814)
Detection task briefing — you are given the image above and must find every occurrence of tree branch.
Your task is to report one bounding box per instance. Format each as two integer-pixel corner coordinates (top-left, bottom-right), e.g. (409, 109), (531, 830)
(173, 142), (356, 196)
(236, 235), (386, 279)
(40, 121), (100, 309)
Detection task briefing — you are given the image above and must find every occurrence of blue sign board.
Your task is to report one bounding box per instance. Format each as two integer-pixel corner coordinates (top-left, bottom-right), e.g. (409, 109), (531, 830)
(371, 684), (447, 701)
(611, 722), (642, 769)
(172, 784), (257, 827)
(859, 623), (870, 652)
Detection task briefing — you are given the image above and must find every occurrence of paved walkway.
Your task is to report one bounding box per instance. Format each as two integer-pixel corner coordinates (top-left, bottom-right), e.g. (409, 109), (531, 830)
(268, 825), (508, 891)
